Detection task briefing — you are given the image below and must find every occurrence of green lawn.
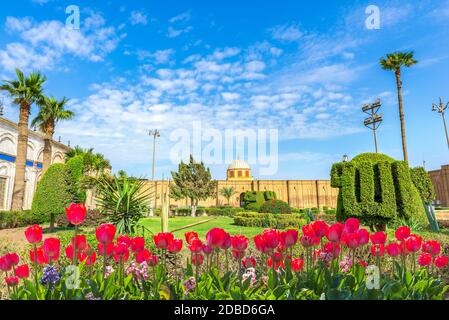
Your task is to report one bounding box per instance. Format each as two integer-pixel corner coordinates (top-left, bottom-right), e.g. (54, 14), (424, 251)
(139, 216), (265, 239)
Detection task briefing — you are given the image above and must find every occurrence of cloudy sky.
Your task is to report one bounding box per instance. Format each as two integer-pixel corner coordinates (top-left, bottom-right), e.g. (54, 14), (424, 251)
(1, 0), (448, 180)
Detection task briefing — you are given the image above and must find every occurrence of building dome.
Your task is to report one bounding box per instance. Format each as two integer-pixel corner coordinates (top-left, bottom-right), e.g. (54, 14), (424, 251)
(228, 159), (250, 170)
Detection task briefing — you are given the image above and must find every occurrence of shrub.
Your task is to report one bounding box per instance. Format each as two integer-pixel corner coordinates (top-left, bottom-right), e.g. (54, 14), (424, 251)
(331, 152), (426, 230)
(205, 207), (245, 216)
(55, 209), (106, 228)
(242, 191), (266, 211)
(410, 166), (436, 203)
(259, 199), (292, 214)
(65, 155), (86, 203)
(313, 213), (337, 225)
(0, 210), (46, 230)
(233, 212), (307, 229)
(31, 163), (72, 230)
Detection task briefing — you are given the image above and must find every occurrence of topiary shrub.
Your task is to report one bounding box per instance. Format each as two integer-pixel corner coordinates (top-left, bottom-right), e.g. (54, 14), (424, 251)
(31, 163), (71, 230)
(410, 166), (436, 203)
(331, 152), (426, 230)
(242, 190), (277, 211)
(259, 199), (292, 214)
(65, 155), (86, 203)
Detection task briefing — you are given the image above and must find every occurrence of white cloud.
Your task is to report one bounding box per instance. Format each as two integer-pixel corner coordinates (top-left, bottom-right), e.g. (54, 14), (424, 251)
(270, 23), (302, 42)
(167, 26), (193, 38)
(130, 11), (148, 25)
(221, 92), (240, 101)
(137, 49), (175, 64)
(169, 11), (191, 23)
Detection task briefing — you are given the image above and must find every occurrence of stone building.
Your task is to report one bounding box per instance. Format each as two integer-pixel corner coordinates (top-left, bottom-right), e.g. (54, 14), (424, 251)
(226, 159), (253, 181)
(0, 116), (70, 210)
(429, 164), (449, 207)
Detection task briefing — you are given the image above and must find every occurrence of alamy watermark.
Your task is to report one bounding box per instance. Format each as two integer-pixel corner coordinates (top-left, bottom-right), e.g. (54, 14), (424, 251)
(65, 5), (80, 30)
(365, 5), (381, 30)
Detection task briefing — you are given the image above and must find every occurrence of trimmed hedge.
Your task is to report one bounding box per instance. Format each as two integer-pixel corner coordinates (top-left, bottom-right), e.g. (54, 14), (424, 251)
(234, 212), (307, 229)
(242, 191), (277, 211)
(410, 166), (436, 203)
(331, 152), (426, 228)
(31, 163), (72, 228)
(259, 199), (292, 214)
(205, 207), (245, 216)
(0, 210), (47, 230)
(56, 209), (106, 228)
(65, 155), (86, 203)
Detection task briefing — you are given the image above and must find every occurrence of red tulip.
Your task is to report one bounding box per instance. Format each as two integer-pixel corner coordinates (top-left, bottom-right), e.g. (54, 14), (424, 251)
(302, 224), (316, 237)
(291, 258), (304, 272)
(231, 235), (249, 252)
(30, 246), (49, 265)
(242, 256), (256, 268)
(43, 238), (60, 262)
(267, 257), (284, 270)
(300, 235), (320, 247)
(65, 203), (86, 226)
(312, 221), (329, 238)
(386, 243), (401, 257)
(5, 276), (19, 287)
(323, 242), (340, 257)
(168, 239), (183, 253)
(395, 226), (410, 241)
(71, 235), (87, 252)
(418, 252), (432, 267)
(434, 256), (448, 268)
(78, 249), (96, 266)
(189, 238), (203, 253)
(95, 223), (116, 244)
(326, 223), (344, 242)
(65, 245), (74, 260)
(117, 235), (132, 247)
(131, 237), (145, 253)
(358, 260), (367, 268)
(370, 244), (385, 257)
(5, 253), (19, 267)
(220, 232), (231, 250)
(341, 232), (359, 249)
(356, 229), (370, 245)
(153, 232), (174, 249)
(253, 234), (268, 253)
(15, 264), (29, 279)
(370, 232), (387, 245)
(405, 235), (422, 253)
(97, 243), (114, 256)
(262, 229), (280, 249)
(136, 249), (152, 264)
(422, 240), (441, 256)
(113, 243), (129, 263)
(24, 224), (42, 244)
(232, 249), (245, 260)
(202, 244), (212, 255)
(206, 228), (228, 249)
(147, 255), (158, 267)
(280, 230), (298, 247)
(344, 218), (360, 233)
(185, 231), (198, 245)
(0, 256), (11, 272)
(192, 253), (204, 266)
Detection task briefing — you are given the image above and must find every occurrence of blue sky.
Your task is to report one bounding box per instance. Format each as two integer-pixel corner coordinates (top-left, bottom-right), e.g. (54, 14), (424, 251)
(1, 0), (448, 180)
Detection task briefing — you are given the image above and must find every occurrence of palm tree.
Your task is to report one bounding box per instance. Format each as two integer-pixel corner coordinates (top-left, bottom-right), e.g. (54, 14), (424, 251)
(31, 96), (74, 172)
(65, 146), (110, 175)
(219, 186), (236, 206)
(0, 68), (46, 210)
(380, 51), (417, 162)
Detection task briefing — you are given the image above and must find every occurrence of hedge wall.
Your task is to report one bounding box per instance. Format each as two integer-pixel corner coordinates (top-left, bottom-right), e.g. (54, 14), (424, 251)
(259, 199), (292, 214)
(0, 210), (46, 230)
(234, 212), (307, 229)
(65, 155), (86, 203)
(31, 163), (72, 228)
(331, 153), (426, 228)
(410, 166), (436, 203)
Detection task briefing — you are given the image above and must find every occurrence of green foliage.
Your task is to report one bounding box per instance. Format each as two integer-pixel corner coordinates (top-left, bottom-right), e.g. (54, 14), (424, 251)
(65, 155), (86, 203)
(242, 190), (277, 211)
(410, 166), (436, 203)
(234, 212), (306, 229)
(31, 163), (71, 228)
(259, 199), (292, 214)
(331, 152), (426, 229)
(204, 207), (245, 216)
(55, 209), (106, 228)
(95, 175), (151, 234)
(65, 146), (111, 174)
(219, 187), (236, 205)
(0, 210), (46, 229)
(170, 155), (217, 216)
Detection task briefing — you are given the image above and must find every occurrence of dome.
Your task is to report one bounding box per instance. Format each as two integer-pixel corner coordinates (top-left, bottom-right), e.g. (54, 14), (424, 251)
(228, 159), (250, 170)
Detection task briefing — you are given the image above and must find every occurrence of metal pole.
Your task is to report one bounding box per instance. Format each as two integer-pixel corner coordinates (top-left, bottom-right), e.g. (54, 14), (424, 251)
(373, 126), (379, 153)
(441, 112), (449, 149)
(151, 133), (156, 181)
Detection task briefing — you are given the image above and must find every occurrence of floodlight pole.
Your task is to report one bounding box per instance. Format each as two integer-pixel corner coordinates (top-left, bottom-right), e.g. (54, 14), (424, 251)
(432, 97), (449, 149)
(148, 129), (160, 216)
(362, 99), (383, 153)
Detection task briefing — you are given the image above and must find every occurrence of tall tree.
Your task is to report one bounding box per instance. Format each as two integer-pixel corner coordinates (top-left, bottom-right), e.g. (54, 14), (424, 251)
(170, 155), (217, 216)
(0, 68), (46, 210)
(380, 51), (417, 162)
(219, 186), (236, 206)
(65, 146), (110, 176)
(31, 96), (74, 172)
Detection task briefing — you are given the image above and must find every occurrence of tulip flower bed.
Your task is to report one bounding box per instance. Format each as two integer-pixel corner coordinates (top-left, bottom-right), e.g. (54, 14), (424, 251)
(1, 203), (449, 300)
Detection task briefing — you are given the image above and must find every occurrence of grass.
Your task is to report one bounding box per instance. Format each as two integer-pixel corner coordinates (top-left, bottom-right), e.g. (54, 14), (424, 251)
(139, 216), (265, 239)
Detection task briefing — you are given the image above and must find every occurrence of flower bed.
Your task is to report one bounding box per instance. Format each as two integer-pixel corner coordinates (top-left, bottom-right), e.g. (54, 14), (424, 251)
(0, 203), (448, 300)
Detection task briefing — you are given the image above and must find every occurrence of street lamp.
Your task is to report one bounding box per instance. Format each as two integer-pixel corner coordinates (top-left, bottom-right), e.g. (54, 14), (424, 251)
(342, 154), (349, 162)
(432, 97), (449, 149)
(148, 129), (160, 216)
(0, 97), (4, 116)
(362, 99), (383, 153)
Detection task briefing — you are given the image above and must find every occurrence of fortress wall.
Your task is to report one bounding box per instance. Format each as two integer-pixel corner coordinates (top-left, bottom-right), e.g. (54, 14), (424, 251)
(429, 165), (449, 206)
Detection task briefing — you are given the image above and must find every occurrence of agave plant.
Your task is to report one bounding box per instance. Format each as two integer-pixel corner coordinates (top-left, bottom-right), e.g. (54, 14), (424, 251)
(94, 174), (152, 234)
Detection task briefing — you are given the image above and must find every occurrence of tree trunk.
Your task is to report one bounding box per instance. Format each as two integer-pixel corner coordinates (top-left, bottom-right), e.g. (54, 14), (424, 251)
(11, 104), (30, 211)
(49, 213), (55, 231)
(42, 135), (52, 173)
(191, 198), (197, 217)
(395, 69), (408, 162)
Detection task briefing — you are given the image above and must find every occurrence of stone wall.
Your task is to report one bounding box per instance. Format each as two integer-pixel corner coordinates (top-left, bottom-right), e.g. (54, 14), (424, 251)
(429, 165), (449, 207)
(142, 179), (338, 209)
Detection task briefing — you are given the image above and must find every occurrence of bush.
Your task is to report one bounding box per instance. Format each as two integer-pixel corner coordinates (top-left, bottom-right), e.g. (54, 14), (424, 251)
(31, 163), (72, 230)
(0, 210), (47, 230)
(65, 155), (86, 203)
(410, 166), (436, 203)
(331, 152), (426, 229)
(55, 209), (106, 228)
(174, 207), (206, 216)
(234, 212), (307, 229)
(313, 213), (337, 225)
(205, 207), (245, 216)
(241, 191), (277, 211)
(259, 199), (292, 214)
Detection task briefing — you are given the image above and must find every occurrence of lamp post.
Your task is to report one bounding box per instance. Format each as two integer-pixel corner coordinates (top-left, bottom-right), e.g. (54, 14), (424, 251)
(362, 99), (383, 153)
(148, 129), (160, 216)
(0, 97), (4, 116)
(342, 154), (349, 162)
(432, 97), (449, 149)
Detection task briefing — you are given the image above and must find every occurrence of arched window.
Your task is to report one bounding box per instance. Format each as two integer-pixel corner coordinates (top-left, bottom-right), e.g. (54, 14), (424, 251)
(245, 170), (249, 177)
(229, 170), (234, 178)
(238, 171), (242, 177)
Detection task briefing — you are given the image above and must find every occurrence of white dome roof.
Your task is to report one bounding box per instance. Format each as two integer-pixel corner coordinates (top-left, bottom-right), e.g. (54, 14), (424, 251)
(228, 159), (250, 170)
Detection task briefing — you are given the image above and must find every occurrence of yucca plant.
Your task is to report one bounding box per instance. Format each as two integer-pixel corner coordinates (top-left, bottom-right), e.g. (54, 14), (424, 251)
(95, 174), (152, 234)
